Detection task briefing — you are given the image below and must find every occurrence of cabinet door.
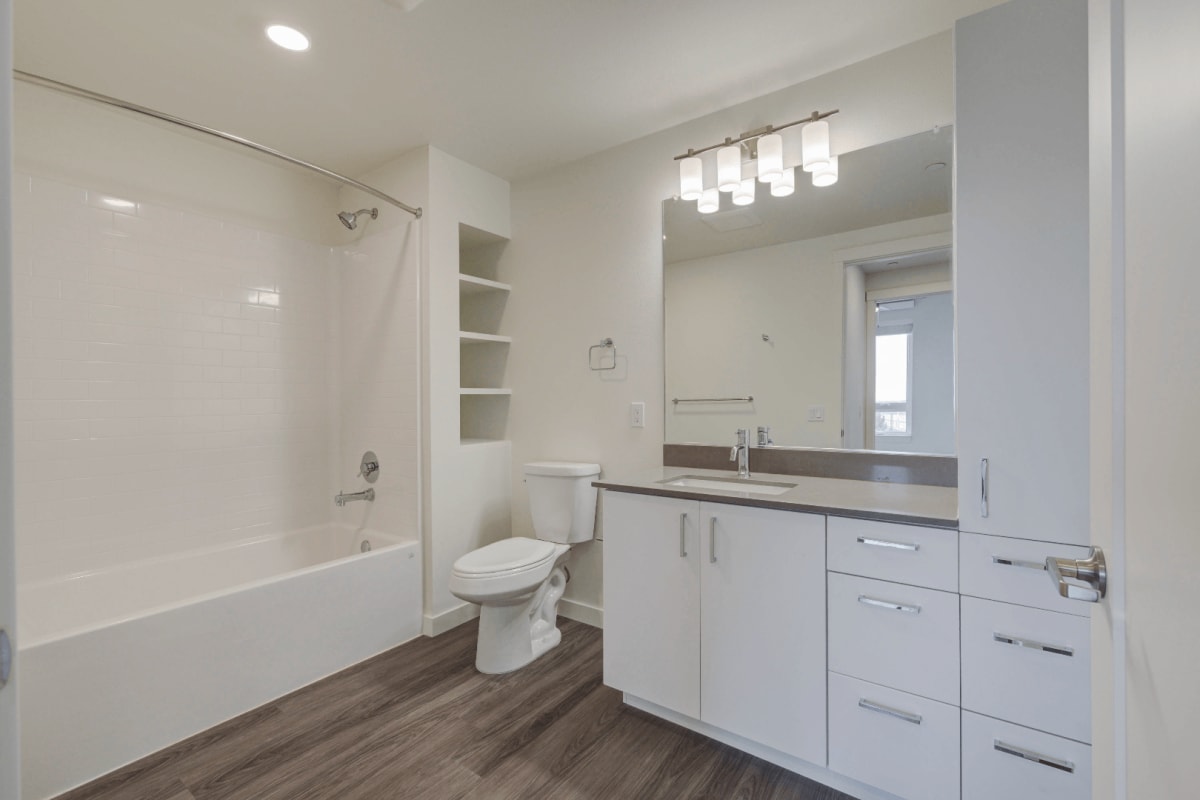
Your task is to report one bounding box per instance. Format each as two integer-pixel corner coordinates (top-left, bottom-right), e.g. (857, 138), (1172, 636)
(602, 492), (700, 718)
(700, 503), (826, 764)
(955, 0), (1090, 545)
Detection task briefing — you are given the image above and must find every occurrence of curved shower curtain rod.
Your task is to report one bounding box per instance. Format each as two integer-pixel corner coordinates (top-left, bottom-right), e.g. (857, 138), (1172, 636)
(12, 69), (423, 219)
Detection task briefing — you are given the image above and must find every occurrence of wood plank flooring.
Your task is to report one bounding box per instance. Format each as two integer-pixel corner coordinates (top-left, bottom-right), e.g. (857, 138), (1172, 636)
(57, 620), (853, 800)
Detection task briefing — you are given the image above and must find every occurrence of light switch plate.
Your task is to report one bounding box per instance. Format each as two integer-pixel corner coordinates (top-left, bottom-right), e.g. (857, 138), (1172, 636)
(630, 401), (645, 428)
(807, 405), (825, 422)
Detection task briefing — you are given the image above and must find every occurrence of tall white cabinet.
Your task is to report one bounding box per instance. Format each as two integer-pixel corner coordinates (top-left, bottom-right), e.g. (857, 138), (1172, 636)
(955, 0), (1090, 547)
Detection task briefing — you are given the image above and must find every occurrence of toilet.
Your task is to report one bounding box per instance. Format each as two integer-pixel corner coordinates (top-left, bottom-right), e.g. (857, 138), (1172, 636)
(449, 460), (600, 674)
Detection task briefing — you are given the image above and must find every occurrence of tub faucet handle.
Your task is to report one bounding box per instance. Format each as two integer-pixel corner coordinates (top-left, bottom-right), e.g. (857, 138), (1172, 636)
(358, 450), (380, 483)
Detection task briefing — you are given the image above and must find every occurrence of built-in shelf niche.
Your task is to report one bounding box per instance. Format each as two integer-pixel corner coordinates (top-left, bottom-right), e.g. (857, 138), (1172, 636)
(459, 222), (511, 444)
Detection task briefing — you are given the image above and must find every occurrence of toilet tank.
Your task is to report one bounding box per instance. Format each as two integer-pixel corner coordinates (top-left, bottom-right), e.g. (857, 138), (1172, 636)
(524, 461), (601, 544)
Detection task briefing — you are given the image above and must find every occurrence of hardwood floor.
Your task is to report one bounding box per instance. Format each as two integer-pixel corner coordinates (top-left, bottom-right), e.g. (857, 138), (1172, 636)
(57, 619), (853, 800)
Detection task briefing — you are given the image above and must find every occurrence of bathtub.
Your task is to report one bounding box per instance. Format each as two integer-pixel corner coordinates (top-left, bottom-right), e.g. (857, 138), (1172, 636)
(17, 524), (422, 800)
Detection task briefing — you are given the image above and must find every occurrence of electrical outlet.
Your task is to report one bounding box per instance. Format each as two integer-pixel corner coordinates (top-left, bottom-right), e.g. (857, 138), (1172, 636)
(630, 401), (645, 428)
(807, 405), (825, 422)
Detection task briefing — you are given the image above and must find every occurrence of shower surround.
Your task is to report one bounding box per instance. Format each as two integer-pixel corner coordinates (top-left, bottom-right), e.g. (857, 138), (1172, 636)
(11, 169), (423, 797)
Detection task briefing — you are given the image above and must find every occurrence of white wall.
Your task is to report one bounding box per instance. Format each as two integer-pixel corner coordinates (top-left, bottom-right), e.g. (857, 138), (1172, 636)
(666, 215), (951, 447)
(503, 33), (955, 618)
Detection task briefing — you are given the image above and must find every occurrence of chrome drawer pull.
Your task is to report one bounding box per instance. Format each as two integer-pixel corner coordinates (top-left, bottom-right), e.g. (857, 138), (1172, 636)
(993, 632), (1074, 657)
(679, 513), (688, 558)
(994, 740), (1076, 774)
(858, 698), (922, 725)
(857, 536), (920, 552)
(991, 555), (1047, 571)
(858, 595), (921, 614)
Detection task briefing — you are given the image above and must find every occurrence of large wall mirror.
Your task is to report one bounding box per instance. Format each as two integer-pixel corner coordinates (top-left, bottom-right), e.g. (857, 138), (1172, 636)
(663, 127), (954, 454)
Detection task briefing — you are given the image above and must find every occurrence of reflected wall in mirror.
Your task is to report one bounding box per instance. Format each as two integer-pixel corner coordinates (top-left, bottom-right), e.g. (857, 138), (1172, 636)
(663, 127), (954, 454)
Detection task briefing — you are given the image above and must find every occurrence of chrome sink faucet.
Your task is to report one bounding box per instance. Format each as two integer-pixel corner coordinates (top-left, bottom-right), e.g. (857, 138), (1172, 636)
(730, 428), (750, 478)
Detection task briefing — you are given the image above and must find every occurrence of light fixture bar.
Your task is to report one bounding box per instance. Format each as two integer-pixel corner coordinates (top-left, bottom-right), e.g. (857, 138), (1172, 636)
(672, 109), (840, 162)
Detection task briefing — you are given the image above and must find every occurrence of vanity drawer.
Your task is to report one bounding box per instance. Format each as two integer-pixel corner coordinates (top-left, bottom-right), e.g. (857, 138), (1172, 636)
(961, 596), (1090, 742)
(959, 532), (1093, 616)
(828, 517), (958, 591)
(828, 573), (959, 705)
(829, 672), (960, 800)
(962, 710), (1091, 800)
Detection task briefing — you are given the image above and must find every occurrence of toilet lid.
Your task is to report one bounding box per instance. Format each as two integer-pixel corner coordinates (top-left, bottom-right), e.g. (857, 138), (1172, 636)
(453, 537), (557, 576)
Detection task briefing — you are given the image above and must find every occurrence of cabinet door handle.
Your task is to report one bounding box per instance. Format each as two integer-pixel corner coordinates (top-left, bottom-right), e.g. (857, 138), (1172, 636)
(679, 513), (688, 558)
(993, 632), (1074, 657)
(993, 740), (1076, 774)
(980, 457), (989, 518)
(857, 536), (920, 552)
(709, 517), (717, 563)
(858, 595), (921, 614)
(858, 698), (922, 725)
(991, 555), (1047, 571)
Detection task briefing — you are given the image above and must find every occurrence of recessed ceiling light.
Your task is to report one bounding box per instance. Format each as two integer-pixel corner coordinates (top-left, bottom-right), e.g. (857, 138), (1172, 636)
(266, 24), (310, 52)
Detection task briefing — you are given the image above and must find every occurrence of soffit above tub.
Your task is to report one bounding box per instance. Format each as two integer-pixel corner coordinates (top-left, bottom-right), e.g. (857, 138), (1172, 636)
(14, 0), (1002, 181)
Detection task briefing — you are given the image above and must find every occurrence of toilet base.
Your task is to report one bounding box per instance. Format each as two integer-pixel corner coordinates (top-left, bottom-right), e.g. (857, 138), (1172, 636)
(474, 565), (567, 674)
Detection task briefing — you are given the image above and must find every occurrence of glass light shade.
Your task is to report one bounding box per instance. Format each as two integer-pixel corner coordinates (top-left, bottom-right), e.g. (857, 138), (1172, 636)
(732, 177), (756, 206)
(770, 167), (796, 197)
(697, 187), (720, 214)
(757, 133), (783, 183)
(812, 155), (839, 187)
(679, 157), (703, 201)
(801, 119), (830, 172)
(717, 145), (742, 192)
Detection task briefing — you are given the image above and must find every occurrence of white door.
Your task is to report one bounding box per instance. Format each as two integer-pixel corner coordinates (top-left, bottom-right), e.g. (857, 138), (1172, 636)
(699, 503), (826, 764)
(1090, 0), (1200, 796)
(1, 3), (21, 797)
(601, 492), (700, 718)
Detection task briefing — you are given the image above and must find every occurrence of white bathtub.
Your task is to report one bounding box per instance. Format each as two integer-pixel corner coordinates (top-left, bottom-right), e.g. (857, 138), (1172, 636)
(17, 524), (422, 800)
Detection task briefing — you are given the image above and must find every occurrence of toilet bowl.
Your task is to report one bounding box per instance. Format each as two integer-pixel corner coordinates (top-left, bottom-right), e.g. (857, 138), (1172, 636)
(449, 460), (600, 674)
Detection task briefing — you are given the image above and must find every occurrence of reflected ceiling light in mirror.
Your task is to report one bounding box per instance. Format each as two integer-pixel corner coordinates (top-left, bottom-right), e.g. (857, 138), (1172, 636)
(802, 119), (830, 172)
(679, 156), (703, 201)
(717, 144), (742, 192)
(770, 167), (795, 197)
(812, 155), (839, 187)
(757, 133), (783, 183)
(733, 178), (756, 206)
(697, 188), (720, 214)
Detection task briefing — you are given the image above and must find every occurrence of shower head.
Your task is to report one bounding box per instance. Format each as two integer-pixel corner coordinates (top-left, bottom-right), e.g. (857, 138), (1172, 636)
(338, 207), (379, 230)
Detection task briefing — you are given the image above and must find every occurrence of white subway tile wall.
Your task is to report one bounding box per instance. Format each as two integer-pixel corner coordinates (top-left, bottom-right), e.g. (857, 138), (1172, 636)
(11, 172), (418, 582)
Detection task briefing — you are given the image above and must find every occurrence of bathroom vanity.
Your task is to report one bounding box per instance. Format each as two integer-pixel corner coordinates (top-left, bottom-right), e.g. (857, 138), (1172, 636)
(598, 468), (1092, 800)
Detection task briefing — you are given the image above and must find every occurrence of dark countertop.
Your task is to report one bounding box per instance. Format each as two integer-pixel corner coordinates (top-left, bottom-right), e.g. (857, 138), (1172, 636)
(595, 466), (959, 529)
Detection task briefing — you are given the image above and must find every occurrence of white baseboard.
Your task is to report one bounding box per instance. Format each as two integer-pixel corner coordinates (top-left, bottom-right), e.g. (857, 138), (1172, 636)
(422, 602), (479, 637)
(622, 694), (903, 800)
(558, 598), (603, 628)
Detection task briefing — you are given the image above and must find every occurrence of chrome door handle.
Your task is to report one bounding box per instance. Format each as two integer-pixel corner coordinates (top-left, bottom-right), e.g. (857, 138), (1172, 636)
(0, 629), (11, 690)
(679, 513), (688, 558)
(1046, 546), (1106, 602)
(709, 517), (717, 563)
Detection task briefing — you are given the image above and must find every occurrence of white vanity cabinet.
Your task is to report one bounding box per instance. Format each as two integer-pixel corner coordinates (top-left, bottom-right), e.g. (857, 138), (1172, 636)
(602, 491), (827, 765)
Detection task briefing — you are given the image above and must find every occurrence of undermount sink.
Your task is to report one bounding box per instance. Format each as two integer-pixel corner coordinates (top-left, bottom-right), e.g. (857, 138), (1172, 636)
(658, 475), (797, 496)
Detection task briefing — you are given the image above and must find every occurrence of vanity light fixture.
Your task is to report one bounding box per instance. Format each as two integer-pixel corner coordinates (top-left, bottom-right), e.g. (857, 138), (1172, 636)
(675, 109), (839, 212)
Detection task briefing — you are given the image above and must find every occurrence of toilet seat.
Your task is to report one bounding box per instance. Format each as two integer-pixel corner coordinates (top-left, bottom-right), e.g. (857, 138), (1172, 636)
(453, 538), (556, 577)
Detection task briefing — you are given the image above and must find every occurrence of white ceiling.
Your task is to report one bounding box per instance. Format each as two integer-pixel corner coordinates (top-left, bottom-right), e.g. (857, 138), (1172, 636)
(14, 0), (1001, 181)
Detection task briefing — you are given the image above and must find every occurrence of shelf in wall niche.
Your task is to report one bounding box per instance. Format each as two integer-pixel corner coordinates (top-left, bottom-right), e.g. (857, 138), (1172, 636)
(459, 331), (512, 344)
(459, 274), (512, 294)
(461, 438), (511, 448)
(459, 388), (512, 395)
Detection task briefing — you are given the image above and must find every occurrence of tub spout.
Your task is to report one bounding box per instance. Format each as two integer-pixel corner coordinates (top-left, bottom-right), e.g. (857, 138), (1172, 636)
(335, 488), (375, 507)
